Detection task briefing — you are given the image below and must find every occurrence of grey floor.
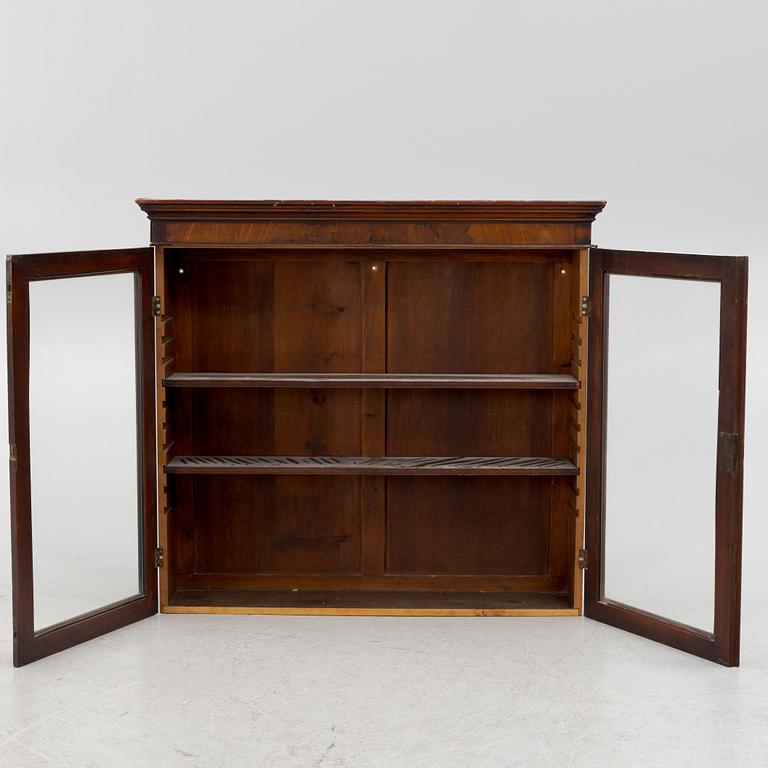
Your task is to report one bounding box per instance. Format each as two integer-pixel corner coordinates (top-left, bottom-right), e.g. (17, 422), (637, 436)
(1, 586), (767, 768)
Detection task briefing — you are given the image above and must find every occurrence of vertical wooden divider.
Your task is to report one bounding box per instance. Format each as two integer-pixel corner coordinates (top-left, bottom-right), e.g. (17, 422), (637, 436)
(549, 260), (572, 589)
(360, 260), (387, 575)
(571, 247), (590, 613)
(154, 246), (169, 609)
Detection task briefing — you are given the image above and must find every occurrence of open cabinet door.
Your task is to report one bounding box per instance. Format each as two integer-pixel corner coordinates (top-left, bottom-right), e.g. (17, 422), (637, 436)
(585, 248), (747, 666)
(7, 248), (157, 666)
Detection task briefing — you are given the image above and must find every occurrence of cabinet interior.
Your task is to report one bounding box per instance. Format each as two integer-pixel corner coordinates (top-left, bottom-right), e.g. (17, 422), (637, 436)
(158, 247), (587, 614)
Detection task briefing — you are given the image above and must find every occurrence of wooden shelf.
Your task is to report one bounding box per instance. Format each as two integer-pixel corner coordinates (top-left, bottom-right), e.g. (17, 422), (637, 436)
(167, 589), (575, 616)
(165, 455), (577, 476)
(164, 372), (579, 389)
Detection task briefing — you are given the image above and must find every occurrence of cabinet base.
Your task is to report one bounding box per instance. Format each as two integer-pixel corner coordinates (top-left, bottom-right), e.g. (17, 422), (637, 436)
(164, 589), (579, 617)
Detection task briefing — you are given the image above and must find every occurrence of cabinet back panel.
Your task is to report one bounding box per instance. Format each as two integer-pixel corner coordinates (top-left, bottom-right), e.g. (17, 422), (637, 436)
(387, 261), (554, 373)
(386, 477), (552, 576)
(174, 389), (363, 455)
(387, 390), (553, 456)
(274, 261), (362, 371)
(193, 476), (362, 575)
(176, 257), (363, 373)
(189, 260), (275, 372)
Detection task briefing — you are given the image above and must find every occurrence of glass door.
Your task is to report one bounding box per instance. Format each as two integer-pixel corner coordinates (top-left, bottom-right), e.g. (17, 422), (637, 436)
(7, 247), (157, 666)
(585, 248), (747, 666)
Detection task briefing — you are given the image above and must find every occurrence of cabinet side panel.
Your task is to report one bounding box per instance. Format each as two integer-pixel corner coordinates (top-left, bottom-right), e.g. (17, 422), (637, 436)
(164, 250), (194, 602)
(570, 248), (590, 611)
(155, 246), (171, 608)
(549, 255), (576, 591)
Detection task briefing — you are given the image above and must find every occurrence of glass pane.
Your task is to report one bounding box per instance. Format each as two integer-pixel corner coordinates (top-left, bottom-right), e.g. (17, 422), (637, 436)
(603, 274), (720, 632)
(29, 273), (141, 632)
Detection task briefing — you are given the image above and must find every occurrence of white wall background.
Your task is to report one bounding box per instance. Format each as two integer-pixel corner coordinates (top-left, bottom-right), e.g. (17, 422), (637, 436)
(0, 0), (766, 627)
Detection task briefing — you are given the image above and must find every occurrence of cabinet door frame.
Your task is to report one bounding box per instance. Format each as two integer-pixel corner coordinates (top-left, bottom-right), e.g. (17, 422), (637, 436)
(585, 248), (747, 666)
(7, 247), (157, 666)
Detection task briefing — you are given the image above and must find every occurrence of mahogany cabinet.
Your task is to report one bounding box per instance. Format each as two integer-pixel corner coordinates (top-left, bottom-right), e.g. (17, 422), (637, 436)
(7, 200), (748, 666)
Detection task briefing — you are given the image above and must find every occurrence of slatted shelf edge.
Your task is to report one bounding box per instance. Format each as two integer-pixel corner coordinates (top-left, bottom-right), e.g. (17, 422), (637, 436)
(165, 455), (578, 476)
(163, 372), (579, 389)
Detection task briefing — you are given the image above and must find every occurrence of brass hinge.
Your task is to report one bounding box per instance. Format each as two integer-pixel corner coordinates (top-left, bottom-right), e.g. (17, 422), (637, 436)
(152, 295), (161, 317)
(9, 444), (17, 462)
(154, 547), (165, 568)
(578, 548), (589, 569)
(718, 432), (739, 474)
(580, 296), (591, 317)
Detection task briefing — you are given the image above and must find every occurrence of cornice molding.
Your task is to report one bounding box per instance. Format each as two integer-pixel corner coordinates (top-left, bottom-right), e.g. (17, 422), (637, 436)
(136, 199), (607, 222)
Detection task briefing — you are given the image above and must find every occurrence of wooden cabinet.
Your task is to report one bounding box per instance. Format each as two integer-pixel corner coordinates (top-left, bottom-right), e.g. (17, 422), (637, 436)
(7, 200), (748, 666)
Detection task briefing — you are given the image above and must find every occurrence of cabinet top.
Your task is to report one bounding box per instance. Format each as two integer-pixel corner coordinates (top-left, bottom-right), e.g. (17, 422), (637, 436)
(135, 199), (606, 247)
(136, 199), (606, 221)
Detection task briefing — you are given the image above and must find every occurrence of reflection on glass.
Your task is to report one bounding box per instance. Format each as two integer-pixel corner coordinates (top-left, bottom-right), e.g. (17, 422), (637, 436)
(603, 274), (720, 632)
(29, 273), (141, 631)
